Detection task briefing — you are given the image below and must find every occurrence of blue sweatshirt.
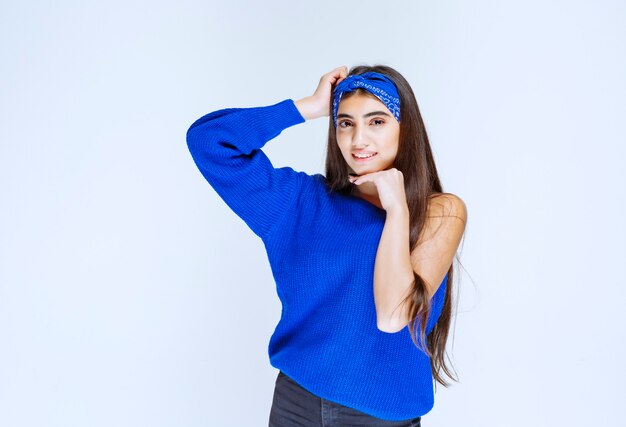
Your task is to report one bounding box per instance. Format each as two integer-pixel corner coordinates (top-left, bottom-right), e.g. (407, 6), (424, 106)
(186, 98), (448, 421)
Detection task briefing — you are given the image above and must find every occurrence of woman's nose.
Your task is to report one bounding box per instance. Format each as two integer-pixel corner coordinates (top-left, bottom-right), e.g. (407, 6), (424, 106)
(352, 127), (368, 147)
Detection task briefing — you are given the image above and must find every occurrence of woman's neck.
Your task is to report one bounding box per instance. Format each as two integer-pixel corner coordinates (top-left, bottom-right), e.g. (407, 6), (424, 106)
(352, 182), (383, 209)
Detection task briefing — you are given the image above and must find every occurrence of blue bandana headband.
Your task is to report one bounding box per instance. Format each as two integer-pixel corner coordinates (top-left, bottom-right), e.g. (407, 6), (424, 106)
(332, 71), (401, 127)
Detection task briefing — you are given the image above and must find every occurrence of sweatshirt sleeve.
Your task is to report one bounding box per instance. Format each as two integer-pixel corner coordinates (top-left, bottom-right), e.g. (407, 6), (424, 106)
(186, 98), (306, 241)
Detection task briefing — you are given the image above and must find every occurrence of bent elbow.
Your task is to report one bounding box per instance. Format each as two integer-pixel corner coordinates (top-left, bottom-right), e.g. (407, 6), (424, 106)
(186, 125), (202, 152)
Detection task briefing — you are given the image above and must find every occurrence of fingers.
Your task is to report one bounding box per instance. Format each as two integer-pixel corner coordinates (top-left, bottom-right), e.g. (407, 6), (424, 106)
(326, 65), (348, 85)
(349, 172), (372, 185)
(336, 65), (348, 84)
(349, 169), (402, 185)
(308, 66), (349, 118)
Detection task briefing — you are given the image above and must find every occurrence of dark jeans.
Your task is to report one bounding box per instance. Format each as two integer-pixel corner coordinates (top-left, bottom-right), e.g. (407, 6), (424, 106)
(269, 371), (422, 427)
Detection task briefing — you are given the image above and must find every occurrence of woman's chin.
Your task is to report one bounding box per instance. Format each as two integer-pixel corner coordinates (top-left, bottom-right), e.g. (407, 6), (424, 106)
(353, 166), (378, 175)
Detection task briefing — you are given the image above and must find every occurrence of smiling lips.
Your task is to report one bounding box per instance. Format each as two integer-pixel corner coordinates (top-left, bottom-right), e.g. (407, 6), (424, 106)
(352, 151), (378, 162)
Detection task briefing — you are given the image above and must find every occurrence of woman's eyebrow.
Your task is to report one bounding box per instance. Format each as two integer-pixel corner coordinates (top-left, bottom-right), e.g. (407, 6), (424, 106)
(337, 111), (391, 119)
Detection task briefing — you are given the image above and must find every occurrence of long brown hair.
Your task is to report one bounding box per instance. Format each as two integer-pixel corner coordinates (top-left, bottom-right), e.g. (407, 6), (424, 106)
(324, 64), (461, 388)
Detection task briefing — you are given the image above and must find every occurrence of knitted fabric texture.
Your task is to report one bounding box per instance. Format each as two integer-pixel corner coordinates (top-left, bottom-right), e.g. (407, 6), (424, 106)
(186, 98), (448, 421)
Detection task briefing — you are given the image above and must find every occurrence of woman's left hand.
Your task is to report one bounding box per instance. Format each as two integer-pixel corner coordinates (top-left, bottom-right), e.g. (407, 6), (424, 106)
(349, 168), (409, 215)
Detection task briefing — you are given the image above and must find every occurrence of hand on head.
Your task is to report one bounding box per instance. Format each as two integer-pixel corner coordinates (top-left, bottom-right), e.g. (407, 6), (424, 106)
(294, 66), (348, 121)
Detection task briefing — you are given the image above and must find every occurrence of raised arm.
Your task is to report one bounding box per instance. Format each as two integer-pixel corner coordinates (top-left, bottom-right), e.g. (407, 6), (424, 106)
(186, 99), (306, 241)
(186, 67), (349, 241)
(374, 193), (467, 333)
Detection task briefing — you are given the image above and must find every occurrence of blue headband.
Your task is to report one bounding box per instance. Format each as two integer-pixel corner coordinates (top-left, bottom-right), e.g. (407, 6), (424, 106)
(332, 71), (401, 127)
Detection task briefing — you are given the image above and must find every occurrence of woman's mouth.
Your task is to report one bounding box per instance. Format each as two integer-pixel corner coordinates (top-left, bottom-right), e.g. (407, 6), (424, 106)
(352, 152), (378, 162)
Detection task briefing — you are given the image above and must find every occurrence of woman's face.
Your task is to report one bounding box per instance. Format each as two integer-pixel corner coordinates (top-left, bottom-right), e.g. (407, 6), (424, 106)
(335, 93), (400, 176)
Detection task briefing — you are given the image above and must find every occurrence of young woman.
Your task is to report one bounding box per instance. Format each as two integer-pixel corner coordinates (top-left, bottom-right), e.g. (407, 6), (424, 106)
(186, 64), (467, 426)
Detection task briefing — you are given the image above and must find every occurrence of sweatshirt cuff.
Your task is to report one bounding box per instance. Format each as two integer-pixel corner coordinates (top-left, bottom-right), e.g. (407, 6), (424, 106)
(231, 98), (305, 154)
(265, 98), (306, 127)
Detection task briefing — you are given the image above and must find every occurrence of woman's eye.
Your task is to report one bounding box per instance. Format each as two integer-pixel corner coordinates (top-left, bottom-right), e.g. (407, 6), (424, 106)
(339, 120), (384, 127)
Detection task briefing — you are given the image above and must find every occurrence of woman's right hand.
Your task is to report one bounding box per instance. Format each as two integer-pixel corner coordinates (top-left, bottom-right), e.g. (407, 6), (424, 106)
(295, 66), (348, 121)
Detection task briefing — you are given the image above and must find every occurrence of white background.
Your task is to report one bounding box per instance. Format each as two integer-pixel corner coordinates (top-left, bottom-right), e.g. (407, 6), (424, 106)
(1, 1), (624, 426)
